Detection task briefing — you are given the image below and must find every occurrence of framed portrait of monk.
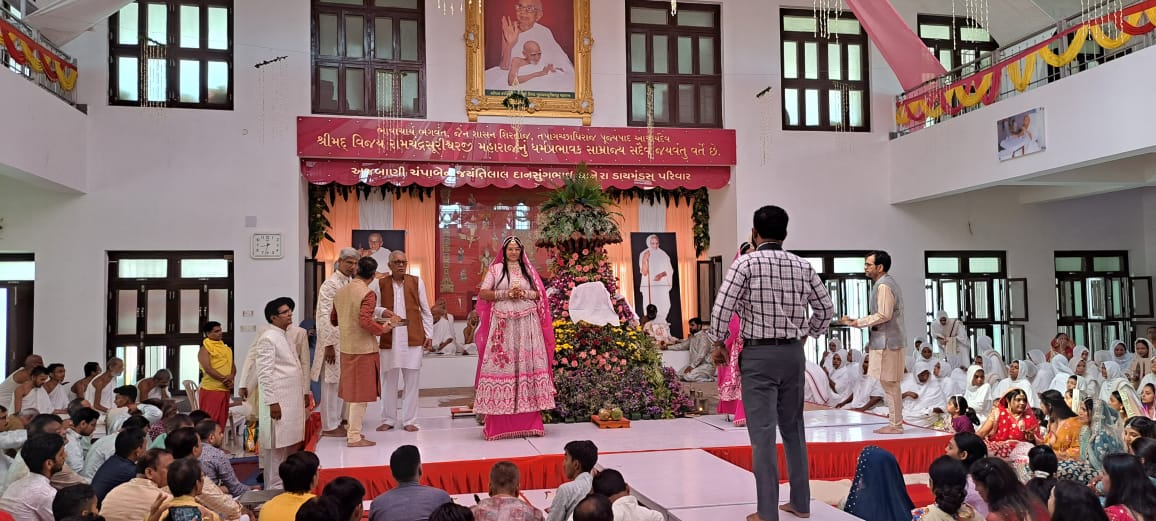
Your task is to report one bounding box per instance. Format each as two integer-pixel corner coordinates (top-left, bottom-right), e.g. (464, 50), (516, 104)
(465, 0), (594, 124)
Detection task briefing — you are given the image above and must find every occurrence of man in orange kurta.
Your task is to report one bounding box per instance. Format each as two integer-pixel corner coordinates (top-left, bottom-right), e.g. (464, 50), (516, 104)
(331, 257), (394, 447)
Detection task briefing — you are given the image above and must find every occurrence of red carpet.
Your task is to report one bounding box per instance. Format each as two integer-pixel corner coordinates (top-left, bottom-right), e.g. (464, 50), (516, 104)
(313, 432), (950, 497)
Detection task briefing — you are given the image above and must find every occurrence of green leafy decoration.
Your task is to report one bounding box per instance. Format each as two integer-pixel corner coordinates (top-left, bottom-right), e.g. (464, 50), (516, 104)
(606, 187), (710, 256)
(306, 183), (436, 256)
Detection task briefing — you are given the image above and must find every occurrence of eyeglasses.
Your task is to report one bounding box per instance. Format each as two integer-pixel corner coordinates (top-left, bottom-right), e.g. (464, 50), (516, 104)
(278, 309), (293, 316)
(515, 4), (540, 13)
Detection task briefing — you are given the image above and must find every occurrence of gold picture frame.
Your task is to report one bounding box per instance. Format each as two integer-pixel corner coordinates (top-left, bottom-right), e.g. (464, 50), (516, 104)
(464, 0), (594, 125)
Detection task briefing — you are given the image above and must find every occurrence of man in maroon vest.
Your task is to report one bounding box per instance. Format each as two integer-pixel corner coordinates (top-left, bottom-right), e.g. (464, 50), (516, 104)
(374, 251), (433, 432)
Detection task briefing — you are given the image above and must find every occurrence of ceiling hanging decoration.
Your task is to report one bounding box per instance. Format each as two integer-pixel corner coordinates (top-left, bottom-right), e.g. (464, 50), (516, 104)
(438, 0), (467, 16)
(1081, 0), (1126, 40)
(958, 0), (990, 40)
(670, 0), (677, 16)
(142, 36), (166, 116)
(645, 82), (655, 160)
(812, 0), (843, 38)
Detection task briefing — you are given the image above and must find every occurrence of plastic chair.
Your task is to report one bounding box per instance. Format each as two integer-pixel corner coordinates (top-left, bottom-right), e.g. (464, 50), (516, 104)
(184, 380), (200, 410)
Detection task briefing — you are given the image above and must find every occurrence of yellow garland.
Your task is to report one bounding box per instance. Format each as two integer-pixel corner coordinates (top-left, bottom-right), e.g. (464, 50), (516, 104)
(55, 61), (77, 91)
(1006, 51), (1038, 92)
(1090, 16), (1137, 49)
(952, 72), (993, 108)
(1039, 26), (1089, 67)
(924, 96), (944, 119)
(895, 103), (910, 126)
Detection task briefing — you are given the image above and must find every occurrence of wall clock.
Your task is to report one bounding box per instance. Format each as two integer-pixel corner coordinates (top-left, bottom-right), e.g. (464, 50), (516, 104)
(251, 233), (283, 259)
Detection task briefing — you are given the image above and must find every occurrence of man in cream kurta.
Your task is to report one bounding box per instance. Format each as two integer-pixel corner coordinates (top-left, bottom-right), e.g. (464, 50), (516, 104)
(372, 251), (433, 432)
(253, 297), (307, 490)
(313, 248), (358, 436)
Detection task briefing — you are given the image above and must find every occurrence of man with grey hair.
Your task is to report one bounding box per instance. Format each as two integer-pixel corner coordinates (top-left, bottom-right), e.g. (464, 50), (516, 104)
(313, 247), (360, 437)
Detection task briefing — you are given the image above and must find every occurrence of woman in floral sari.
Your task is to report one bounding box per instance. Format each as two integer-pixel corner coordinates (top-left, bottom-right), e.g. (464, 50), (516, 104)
(1070, 397), (1126, 483)
(977, 389), (1041, 460)
(474, 236), (556, 440)
(716, 242), (751, 427)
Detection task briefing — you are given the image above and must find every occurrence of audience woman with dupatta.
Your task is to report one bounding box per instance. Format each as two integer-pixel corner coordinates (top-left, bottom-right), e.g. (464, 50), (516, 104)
(474, 236), (556, 440)
(842, 446), (915, 521)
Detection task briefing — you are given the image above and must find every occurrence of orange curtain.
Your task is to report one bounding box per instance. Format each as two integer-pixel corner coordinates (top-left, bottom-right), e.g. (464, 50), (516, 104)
(666, 200), (699, 323)
(393, 194), (438, 303)
(315, 193), (360, 271)
(606, 198), (640, 311)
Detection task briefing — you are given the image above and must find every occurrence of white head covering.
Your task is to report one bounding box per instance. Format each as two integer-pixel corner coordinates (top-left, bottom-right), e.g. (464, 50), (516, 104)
(1068, 356), (1088, 377)
(1028, 349), (1046, 366)
(1013, 359), (1036, 383)
(1071, 345), (1090, 363)
(567, 282), (621, 326)
(964, 364), (992, 414)
(1093, 349), (1110, 363)
(1110, 339), (1133, 365)
(977, 336), (1006, 382)
(1033, 354), (1058, 395)
(1099, 361), (1125, 402)
(1052, 355), (1073, 375)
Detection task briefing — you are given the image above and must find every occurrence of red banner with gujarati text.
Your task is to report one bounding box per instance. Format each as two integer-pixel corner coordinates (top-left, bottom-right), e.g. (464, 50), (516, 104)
(297, 117), (735, 167)
(301, 160), (731, 190)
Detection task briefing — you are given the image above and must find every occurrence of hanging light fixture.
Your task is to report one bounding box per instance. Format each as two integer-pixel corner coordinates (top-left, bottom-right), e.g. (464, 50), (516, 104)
(813, 0), (842, 38)
(670, 0), (677, 16)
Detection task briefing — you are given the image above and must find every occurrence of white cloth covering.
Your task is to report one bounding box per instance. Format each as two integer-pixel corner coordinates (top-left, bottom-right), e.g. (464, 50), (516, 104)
(568, 282), (621, 326)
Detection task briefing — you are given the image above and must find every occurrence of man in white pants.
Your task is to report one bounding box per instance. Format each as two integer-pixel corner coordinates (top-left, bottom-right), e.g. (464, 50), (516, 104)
(254, 297), (307, 490)
(373, 251), (433, 432)
(313, 248), (358, 437)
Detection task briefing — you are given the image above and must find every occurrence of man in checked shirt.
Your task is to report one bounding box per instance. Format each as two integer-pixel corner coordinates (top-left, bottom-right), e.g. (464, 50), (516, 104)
(709, 205), (834, 521)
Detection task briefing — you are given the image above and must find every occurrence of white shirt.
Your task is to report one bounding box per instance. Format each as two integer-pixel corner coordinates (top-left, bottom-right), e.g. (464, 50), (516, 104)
(82, 431), (119, 479)
(0, 473), (55, 521)
(372, 277), (434, 370)
(64, 429), (91, 474)
(432, 317), (456, 351)
(547, 472), (592, 521)
(612, 496), (664, 521)
(370, 248), (392, 273)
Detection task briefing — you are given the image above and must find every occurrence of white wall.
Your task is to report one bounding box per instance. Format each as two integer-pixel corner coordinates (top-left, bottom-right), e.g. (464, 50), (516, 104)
(890, 45), (1156, 204)
(0, 0), (1152, 379)
(0, 69), (87, 192)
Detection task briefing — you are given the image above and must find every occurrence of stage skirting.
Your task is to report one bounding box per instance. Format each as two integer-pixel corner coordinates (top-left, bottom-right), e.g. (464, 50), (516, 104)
(703, 434), (951, 480)
(313, 434), (950, 497)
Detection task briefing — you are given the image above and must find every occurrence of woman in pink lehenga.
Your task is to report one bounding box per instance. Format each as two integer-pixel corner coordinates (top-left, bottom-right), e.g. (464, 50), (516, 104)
(474, 236), (557, 440)
(716, 242), (753, 427)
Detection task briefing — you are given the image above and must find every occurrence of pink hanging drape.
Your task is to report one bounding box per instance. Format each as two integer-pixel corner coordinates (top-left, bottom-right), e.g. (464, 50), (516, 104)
(844, 0), (946, 91)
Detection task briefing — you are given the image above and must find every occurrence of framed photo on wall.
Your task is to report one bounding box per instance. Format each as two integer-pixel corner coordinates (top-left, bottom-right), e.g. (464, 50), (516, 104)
(997, 107), (1045, 162)
(465, 0), (594, 124)
(631, 232), (684, 338)
(351, 230), (406, 274)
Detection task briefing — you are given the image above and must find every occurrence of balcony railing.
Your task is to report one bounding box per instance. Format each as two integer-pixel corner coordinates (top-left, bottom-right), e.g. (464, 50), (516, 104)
(894, 0), (1156, 137)
(0, 7), (79, 107)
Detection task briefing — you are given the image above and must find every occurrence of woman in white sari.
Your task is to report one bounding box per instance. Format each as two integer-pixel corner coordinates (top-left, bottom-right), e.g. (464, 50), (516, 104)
(1099, 361), (1127, 403)
(934, 359), (959, 398)
(1031, 349), (1057, 396)
(803, 360), (832, 405)
(1068, 356), (1093, 393)
(1048, 354), (1076, 392)
(901, 360), (948, 429)
(1140, 357), (1156, 391)
(963, 365), (993, 421)
(820, 337), (842, 371)
(994, 359), (1037, 408)
(1110, 339), (1133, 367)
(977, 336), (1007, 383)
(826, 350), (860, 407)
(1130, 338), (1155, 387)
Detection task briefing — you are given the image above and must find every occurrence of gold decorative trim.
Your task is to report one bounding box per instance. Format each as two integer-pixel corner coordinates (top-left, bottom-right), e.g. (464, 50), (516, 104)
(464, 0), (594, 125)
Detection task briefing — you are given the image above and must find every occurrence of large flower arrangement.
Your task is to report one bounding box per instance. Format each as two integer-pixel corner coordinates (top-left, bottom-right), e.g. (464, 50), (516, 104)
(535, 171), (693, 423)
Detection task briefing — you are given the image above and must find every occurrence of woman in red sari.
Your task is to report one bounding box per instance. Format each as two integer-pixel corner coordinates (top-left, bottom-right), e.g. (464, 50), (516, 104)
(716, 242), (752, 427)
(977, 388), (1041, 460)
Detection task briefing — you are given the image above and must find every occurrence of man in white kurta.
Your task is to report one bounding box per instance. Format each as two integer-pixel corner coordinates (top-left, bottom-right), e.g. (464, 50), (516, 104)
(313, 248), (358, 436)
(638, 234), (674, 324)
(253, 297), (307, 490)
(371, 251), (433, 431)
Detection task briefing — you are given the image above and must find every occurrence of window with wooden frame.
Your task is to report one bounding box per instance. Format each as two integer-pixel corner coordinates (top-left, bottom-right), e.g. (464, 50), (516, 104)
(1055, 251), (1153, 351)
(917, 15), (997, 75)
(780, 9), (869, 132)
(312, 0), (426, 117)
(925, 251), (1028, 360)
(626, 0), (721, 128)
(109, 1), (234, 109)
(792, 251), (873, 361)
(107, 252), (234, 395)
